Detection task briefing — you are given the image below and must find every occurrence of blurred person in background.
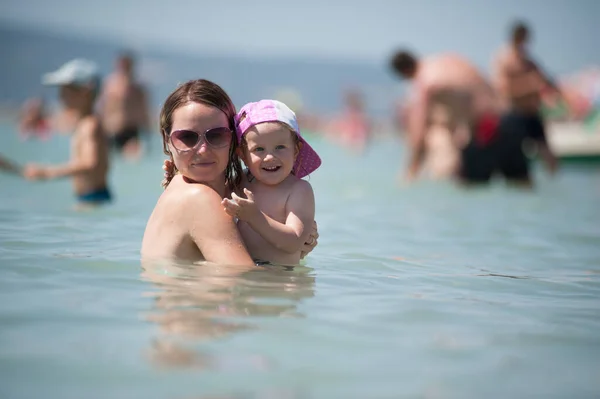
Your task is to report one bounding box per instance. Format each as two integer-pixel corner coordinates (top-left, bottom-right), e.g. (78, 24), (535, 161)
(423, 103), (461, 179)
(324, 89), (371, 154)
(23, 59), (112, 207)
(98, 51), (151, 158)
(491, 20), (560, 180)
(18, 97), (51, 140)
(272, 87), (323, 135)
(390, 49), (500, 184)
(18, 94), (96, 137)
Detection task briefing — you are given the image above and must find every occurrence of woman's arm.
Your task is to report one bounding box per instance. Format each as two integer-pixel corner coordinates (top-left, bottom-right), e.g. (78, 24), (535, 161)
(185, 185), (255, 267)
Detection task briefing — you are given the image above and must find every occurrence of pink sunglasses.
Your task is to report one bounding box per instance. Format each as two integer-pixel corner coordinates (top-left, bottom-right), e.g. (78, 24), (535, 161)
(169, 127), (232, 152)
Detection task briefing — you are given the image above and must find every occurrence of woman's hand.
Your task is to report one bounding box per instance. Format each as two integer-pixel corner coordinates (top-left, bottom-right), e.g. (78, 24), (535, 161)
(161, 159), (177, 188)
(162, 159), (174, 179)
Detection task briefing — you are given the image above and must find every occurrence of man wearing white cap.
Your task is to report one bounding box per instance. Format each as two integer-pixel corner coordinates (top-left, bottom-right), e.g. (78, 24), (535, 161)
(23, 59), (112, 207)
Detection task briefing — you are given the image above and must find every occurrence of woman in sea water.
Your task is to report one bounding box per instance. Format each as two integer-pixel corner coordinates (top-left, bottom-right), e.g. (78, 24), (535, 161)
(141, 79), (318, 266)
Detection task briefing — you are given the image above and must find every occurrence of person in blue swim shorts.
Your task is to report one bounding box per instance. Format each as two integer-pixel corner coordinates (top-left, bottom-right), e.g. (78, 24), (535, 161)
(23, 59), (112, 207)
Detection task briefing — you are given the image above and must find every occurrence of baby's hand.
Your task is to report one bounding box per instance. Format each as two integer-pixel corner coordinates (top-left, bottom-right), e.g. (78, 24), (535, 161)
(221, 188), (259, 222)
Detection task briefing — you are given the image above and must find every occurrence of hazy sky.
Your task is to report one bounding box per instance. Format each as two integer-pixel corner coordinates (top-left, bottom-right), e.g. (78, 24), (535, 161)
(2, 0), (599, 74)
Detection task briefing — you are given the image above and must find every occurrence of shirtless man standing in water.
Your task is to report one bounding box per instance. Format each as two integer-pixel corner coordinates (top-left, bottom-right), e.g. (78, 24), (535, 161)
(390, 50), (500, 183)
(98, 51), (151, 157)
(491, 21), (559, 181)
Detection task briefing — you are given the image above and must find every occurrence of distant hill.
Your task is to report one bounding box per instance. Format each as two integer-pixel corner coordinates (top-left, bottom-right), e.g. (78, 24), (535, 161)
(0, 24), (401, 117)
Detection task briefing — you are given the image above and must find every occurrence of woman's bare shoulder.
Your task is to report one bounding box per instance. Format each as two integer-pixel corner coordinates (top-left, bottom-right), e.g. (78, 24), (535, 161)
(162, 176), (226, 219)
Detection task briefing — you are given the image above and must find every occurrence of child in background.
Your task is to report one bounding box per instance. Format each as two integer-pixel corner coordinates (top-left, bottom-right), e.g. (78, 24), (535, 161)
(23, 59), (111, 207)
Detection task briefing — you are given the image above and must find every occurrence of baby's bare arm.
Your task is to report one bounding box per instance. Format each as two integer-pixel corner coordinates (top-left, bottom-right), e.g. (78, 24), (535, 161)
(247, 180), (315, 254)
